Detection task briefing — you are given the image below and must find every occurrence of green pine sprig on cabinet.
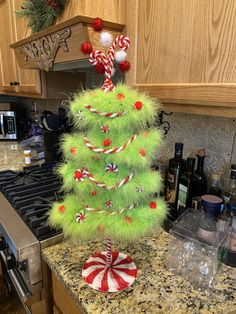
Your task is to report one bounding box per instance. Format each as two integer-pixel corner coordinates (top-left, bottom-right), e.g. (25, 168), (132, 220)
(16, 0), (68, 33)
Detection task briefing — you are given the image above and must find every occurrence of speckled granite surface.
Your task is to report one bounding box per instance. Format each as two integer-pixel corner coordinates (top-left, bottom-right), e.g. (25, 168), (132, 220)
(0, 142), (25, 171)
(42, 231), (236, 314)
(0, 141), (44, 171)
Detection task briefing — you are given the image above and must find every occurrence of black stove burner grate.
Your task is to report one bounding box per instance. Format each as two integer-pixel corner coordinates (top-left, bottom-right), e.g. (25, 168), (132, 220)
(0, 162), (62, 240)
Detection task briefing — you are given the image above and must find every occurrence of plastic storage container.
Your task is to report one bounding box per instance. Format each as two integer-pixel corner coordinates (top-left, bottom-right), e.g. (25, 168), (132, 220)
(166, 208), (230, 288)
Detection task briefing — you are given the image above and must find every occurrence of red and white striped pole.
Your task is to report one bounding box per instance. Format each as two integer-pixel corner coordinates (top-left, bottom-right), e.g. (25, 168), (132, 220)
(106, 238), (112, 266)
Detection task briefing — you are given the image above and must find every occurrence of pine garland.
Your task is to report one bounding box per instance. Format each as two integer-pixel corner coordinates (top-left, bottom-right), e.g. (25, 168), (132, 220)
(16, 0), (68, 33)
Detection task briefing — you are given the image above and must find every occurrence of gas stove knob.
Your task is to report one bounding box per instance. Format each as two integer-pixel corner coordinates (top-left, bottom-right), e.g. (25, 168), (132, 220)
(6, 253), (16, 270)
(0, 236), (6, 250)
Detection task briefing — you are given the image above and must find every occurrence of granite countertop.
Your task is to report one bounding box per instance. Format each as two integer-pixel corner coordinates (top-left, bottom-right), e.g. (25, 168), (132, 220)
(0, 141), (44, 171)
(0, 141), (25, 171)
(42, 231), (236, 314)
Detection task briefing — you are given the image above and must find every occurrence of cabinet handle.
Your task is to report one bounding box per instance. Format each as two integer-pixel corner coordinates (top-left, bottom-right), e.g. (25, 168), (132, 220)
(13, 81), (19, 86)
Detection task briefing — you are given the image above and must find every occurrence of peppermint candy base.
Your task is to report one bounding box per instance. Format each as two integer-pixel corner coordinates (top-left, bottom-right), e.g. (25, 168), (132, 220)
(82, 251), (137, 292)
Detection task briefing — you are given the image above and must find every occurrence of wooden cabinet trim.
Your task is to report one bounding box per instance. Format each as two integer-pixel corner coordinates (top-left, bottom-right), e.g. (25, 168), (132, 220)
(135, 83), (236, 106)
(11, 15), (124, 48)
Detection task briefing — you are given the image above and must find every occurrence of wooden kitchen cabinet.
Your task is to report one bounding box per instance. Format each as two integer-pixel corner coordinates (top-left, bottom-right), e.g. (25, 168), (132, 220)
(52, 272), (82, 314)
(0, 0), (42, 97)
(0, 0), (18, 94)
(126, 0), (236, 117)
(11, 0), (42, 96)
(56, 0), (125, 25)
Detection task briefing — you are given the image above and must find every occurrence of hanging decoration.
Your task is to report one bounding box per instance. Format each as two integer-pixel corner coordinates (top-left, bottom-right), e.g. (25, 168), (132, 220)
(81, 42), (93, 55)
(16, 0), (68, 33)
(91, 17), (104, 32)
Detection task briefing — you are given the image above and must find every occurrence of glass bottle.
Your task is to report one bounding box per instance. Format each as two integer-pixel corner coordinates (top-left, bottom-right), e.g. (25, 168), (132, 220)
(177, 157), (198, 214)
(194, 148), (208, 196)
(208, 172), (223, 197)
(165, 142), (186, 218)
(222, 164), (236, 204)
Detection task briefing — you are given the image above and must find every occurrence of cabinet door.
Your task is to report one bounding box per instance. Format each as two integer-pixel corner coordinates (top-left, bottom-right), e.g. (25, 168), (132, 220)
(0, 0), (18, 93)
(127, 0), (236, 117)
(56, 0), (125, 25)
(11, 0), (42, 96)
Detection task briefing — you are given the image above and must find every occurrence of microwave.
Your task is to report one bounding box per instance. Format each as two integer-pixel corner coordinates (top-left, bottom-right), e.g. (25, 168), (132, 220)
(0, 111), (18, 140)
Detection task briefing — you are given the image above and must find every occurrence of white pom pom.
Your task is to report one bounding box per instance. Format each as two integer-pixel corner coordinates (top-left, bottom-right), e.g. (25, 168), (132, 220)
(100, 32), (113, 47)
(115, 50), (127, 62)
(111, 68), (116, 77)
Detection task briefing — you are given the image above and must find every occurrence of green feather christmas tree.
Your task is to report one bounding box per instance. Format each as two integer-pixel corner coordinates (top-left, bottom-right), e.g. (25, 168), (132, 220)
(49, 23), (168, 292)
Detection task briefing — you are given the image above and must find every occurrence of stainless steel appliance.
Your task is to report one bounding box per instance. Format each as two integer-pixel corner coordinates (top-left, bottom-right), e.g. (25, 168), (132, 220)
(0, 163), (63, 313)
(0, 111), (18, 140)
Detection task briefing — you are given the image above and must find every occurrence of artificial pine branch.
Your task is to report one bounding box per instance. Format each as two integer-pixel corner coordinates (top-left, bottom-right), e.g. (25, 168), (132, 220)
(16, 0), (68, 33)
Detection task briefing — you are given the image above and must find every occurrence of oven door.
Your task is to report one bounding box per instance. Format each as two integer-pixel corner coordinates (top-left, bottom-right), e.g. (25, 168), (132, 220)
(0, 251), (34, 314)
(0, 112), (17, 140)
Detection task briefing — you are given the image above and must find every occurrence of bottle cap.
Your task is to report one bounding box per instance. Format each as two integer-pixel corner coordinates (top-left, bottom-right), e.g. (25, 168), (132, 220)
(210, 172), (221, 184)
(24, 150), (32, 155)
(230, 164), (236, 179)
(175, 142), (183, 150)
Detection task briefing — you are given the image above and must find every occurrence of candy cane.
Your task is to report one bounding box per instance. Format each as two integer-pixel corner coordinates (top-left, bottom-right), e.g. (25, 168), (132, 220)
(84, 168), (133, 190)
(108, 35), (130, 64)
(84, 134), (137, 154)
(89, 35), (130, 92)
(84, 105), (127, 118)
(85, 203), (136, 215)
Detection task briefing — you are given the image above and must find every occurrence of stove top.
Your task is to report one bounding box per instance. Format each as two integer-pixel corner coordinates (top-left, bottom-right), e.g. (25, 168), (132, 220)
(0, 163), (62, 241)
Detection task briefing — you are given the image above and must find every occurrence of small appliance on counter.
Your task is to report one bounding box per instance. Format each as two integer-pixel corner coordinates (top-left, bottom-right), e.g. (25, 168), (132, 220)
(166, 208), (230, 288)
(40, 108), (72, 162)
(0, 110), (18, 140)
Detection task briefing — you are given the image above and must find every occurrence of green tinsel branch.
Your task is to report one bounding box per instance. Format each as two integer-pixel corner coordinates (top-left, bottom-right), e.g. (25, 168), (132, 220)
(16, 0), (68, 33)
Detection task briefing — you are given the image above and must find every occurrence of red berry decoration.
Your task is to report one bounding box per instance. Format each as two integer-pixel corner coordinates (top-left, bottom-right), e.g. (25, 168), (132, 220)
(91, 190), (98, 196)
(124, 216), (132, 224)
(150, 201), (157, 209)
(74, 170), (83, 181)
(95, 63), (105, 74)
(103, 138), (111, 147)
(81, 42), (93, 55)
(139, 148), (146, 157)
(116, 93), (125, 100)
(91, 17), (104, 32)
(58, 205), (65, 213)
(70, 147), (76, 154)
(118, 61), (131, 72)
(46, 0), (58, 9)
(134, 101), (143, 110)
(92, 155), (100, 161)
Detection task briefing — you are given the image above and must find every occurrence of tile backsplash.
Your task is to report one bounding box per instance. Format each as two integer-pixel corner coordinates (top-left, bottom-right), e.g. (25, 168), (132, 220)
(158, 112), (236, 180)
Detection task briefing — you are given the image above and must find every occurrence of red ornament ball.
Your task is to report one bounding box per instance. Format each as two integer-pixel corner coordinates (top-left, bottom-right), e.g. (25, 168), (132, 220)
(81, 42), (93, 55)
(150, 201), (157, 209)
(116, 93), (125, 100)
(118, 61), (131, 72)
(58, 205), (65, 213)
(70, 147), (76, 154)
(134, 101), (143, 110)
(91, 17), (104, 32)
(95, 63), (105, 74)
(74, 170), (83, 181)
(139, 148), (146, 157)
(91, 190), (98, 196)
(103, 138), (111, 147)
